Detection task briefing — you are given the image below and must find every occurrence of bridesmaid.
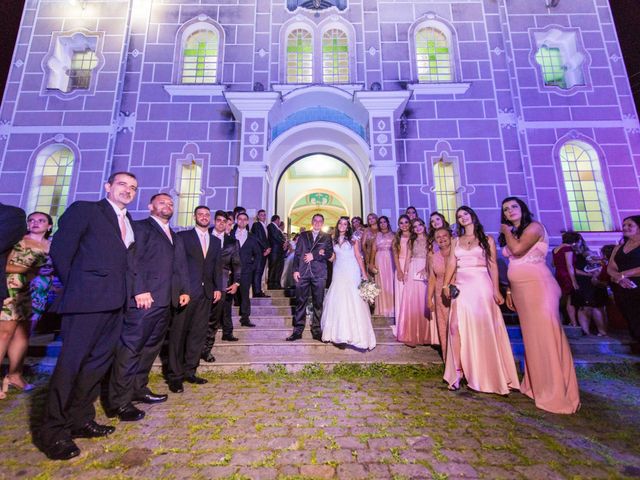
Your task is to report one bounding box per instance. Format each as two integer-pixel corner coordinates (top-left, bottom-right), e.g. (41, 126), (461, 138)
(369, 216), (395, 317)
(392, 215), (412, 334)
(361, 213), (379, 276)
(442, 206), (519, 394)
(427, 211), (450, 252)
(427, 227), (452, 359)
(396, 218), (430, 347)
(500, 197), (580, 414)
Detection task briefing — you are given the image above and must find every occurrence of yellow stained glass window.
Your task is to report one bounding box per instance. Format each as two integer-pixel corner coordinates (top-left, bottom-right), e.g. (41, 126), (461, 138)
(182, 30), (219, 84)
(34, 147), (74, 227)
(287, 29), (313, 84)
(322, 29), (349, 84)
(177, 161), (202, 227)
(416, 27), (452, 82)
(69, 49), (98, 90)
(433, 160), (458, 224)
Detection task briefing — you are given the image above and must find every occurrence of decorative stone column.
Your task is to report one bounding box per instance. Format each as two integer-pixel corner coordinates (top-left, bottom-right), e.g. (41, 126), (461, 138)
(224, 91), (280, 215)
(355, 90), (412, 224)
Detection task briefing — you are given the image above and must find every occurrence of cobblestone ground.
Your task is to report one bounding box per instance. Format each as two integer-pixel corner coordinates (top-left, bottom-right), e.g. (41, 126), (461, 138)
(1, 363), (639, 479)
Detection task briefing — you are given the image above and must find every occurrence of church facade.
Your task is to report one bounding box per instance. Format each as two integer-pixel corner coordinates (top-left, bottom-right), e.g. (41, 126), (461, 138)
(0, 0), (638, 240)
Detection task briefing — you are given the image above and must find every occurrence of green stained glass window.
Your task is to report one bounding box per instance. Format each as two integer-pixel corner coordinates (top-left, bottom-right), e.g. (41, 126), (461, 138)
(69, 49), (98, 90)
(415, 27), (452, 83)
(182, 30), (219, 84)
(287, 29), (313, 84)
(34, 147), (74, 227)
(322, 29), (349, 84)
(177, 161), (202, 227)
(433, 160), (458, 224)
(560, 141), (611, 231)
(535, 46), (566, 88)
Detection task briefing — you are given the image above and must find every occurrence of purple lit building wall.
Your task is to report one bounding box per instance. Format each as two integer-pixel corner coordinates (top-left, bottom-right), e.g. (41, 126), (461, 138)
(1, 0), (638, 244)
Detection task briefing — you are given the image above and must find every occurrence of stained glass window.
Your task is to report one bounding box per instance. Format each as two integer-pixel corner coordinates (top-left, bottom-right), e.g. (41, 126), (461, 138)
(415, 27), (452, 82)
(287, 28), (313, 83)
(560, 141), (611, 231)
(535, 46), (566, 88)
(33, 147), (75, 227)
(182, 30), (219, 84)
(433, 160), (458, 224)
(322, 29), (349, 83)
(69, 49), (98, 90)
(177, 161), (202, 227)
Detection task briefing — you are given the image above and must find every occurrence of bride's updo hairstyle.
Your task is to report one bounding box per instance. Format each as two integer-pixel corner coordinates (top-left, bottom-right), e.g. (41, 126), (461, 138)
(333, 216), (353, 244)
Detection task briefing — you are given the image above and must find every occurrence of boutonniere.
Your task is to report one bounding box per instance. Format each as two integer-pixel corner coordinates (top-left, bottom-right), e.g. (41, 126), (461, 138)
(319, 249), (325, 256)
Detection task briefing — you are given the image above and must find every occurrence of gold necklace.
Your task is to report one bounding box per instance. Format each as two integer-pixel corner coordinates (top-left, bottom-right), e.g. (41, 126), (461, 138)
(461, 234), (475, 247)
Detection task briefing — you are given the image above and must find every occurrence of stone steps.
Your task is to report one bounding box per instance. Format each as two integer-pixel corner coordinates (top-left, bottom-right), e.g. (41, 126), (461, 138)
(231, 315), (393, 328)
(219, 326), (398, 342)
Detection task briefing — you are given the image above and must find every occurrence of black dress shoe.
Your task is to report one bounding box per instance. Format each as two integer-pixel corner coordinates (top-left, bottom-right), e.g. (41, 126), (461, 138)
(254, 292), (270, 298)
(44, 438), (80, 461)
(286, 332), (302, 341)
(71, 420), (116, 439)
(311, 333), (324, 342)
(114, 403), (145, 422)
(168, 381), (184, 393)
(201, 353), (216, 362)
(221, 334), (239, 341)
(133, 391), (168, 404)
(240, 319), (256, 327)
(185, 375), (208, 385)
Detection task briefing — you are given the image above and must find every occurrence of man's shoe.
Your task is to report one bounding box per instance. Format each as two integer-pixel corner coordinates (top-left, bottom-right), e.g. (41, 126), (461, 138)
(71, 420), (115, 439)
(201, 353), (216, 362)
(254, 292), (270, 298)
(114, 403), (145, 422)
(44, 439), (80, 461)
(221, 334), (239, 341)
(240, 319), (256, 327)
(133, 391), (168, 404)
(311, 333), (324, 342)
(168, 381), (184, 393)
(185, 375), (208, 385)
(286, 332), (302, 341)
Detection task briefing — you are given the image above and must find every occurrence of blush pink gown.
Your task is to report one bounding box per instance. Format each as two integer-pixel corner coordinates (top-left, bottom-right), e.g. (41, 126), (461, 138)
(444, 244), (520, 394)
(374, 232), (395, 317)
(396, 236), (431, 347)
(393, 236), (410, 335)
(504, 231), (580, 414)
(430, 250), (449, 359)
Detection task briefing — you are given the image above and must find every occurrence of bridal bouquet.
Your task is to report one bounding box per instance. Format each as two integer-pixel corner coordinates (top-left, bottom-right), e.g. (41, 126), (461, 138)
(359, 279), (381, 305)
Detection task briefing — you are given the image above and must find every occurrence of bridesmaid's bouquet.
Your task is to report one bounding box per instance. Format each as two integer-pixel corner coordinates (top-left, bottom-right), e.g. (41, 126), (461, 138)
(359, 279), (381, 305)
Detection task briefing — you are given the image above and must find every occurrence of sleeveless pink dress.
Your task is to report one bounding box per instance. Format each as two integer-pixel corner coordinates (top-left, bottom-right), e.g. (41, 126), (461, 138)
(430, 250), (449, 358)
(396, 236), (430, 347)
(374, 232), (395, 317)
(393, 236), (410, 331)
(503, 231), (580, 414)
(444, 244), (520, 394)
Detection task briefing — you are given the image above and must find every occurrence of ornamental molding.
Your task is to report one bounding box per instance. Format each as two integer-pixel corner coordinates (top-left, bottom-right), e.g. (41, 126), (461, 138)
(163, 84), (227, 97)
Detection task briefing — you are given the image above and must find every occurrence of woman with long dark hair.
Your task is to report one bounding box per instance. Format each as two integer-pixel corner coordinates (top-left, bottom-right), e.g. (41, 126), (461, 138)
(427, 212), (450, 252)
(442, 206), (519, 394)
(369, 215), (395, 317)
(500, 197), (580, 414)
(392, 215), (412, 335)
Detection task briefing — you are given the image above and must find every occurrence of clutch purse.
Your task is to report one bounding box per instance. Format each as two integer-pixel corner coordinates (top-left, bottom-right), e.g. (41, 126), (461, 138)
(449, 284), (460, 299)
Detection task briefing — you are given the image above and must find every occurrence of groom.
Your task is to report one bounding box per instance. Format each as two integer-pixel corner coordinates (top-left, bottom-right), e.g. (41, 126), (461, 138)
(287, 213), (334, 342)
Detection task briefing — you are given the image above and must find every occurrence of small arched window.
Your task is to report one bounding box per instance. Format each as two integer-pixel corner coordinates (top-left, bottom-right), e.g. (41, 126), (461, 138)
(415, 26), (452, 83)
(181, 29), (219, 84)
(559, 141), (611, 231)
(176, 160), (202, 227)
(30, 145), (75, 226)
(322, 28), (349, 83)
(286, 28), (313, 84)
(433, 159), (459, 223)
(535, 46), (566, 88)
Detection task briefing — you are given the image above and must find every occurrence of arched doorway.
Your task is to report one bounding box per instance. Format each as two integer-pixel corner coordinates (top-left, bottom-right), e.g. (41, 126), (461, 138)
(276, 154), (362, 233)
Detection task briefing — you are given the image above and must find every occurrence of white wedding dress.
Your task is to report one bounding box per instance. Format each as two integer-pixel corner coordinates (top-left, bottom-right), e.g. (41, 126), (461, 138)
(321, 240), (377, 350)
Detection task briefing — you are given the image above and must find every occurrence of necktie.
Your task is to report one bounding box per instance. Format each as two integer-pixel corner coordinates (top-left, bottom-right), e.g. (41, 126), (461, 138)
(200, 231), (208, 257)
(163, 224), (173, 243)
(118, 213), (127, 243)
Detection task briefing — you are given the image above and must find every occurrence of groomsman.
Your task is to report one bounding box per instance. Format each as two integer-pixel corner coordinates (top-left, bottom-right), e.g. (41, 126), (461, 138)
(231, 211), (263, 327)
(39, 172), (137, 460)
(267, 214), (286, 289)
(108, 193), (190, 422)
(201, 211), (241, 361)
(0, 203), (27, 303)
(250, 209), (271, 297)
(165, 206), (222, 393)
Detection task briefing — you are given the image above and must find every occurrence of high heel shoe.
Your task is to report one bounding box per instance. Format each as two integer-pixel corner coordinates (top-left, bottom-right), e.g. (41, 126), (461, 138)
(3, 376), (35, 393)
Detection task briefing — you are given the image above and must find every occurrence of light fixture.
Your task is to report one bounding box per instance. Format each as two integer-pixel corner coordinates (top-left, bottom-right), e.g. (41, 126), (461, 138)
(544, 0), (560, 8)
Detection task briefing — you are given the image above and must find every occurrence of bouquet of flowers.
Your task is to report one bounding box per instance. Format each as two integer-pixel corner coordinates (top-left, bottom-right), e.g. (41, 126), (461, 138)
(358, 279), (381, 305)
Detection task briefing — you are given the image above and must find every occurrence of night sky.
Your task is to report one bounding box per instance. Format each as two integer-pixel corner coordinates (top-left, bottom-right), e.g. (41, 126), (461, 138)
(1, 1), (640, 110)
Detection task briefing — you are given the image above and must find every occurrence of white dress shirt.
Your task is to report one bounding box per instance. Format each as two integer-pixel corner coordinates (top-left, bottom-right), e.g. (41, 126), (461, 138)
(196, 227), (209, 256)
(212, 230), (225, 248)
(235, 227), (248, 247)
(106, 198), (134, 248)
(150, 215), (173, 244)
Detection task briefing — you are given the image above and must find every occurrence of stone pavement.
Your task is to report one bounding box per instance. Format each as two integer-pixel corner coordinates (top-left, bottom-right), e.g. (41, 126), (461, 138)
(1, 363), (639, 479)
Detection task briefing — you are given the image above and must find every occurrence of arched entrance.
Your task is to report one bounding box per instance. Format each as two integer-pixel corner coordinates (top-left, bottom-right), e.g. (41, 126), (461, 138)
(276, 154), (362, 233)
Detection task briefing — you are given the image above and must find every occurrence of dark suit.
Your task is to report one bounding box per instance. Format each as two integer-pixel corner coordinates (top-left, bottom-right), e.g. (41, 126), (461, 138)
(250, 221), (269, 295)
(202, 233), (241, 357)
(0, 203), (27, 303)
(166, 228), (221, 382)
(108, 217), (189, 410)
(292, 230), (334, 336)
(231, 227), (263, 321)
(40, 199), (133, 448)
(267, 222), (286, 289)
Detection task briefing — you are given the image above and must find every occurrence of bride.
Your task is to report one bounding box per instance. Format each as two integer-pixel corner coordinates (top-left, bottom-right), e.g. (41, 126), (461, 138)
(321, 216), (377, 350)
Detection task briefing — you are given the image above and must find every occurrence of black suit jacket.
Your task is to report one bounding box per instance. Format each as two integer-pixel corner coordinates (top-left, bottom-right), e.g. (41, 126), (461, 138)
(292, 230), (334, 279)
(177, 228), (222, 299)
(250, 221), (269, 251)
(231, 227), (263, 277)
(50, 198), (133, 314)
(0, 203), (27, 302)
(267, 222), (285, 257)
(211, 233), (242, 288)
(130, 217), (189, 308)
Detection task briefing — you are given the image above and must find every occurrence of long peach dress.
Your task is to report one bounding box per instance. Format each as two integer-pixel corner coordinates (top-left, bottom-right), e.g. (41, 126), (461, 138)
(374, 232), (395, 317)
(444, 244), (520, 394)
(504, 231), (580, 414)
(393, 236), (410, 333)
(430, 250), (449, 359)
(396, 237), (430, 347)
